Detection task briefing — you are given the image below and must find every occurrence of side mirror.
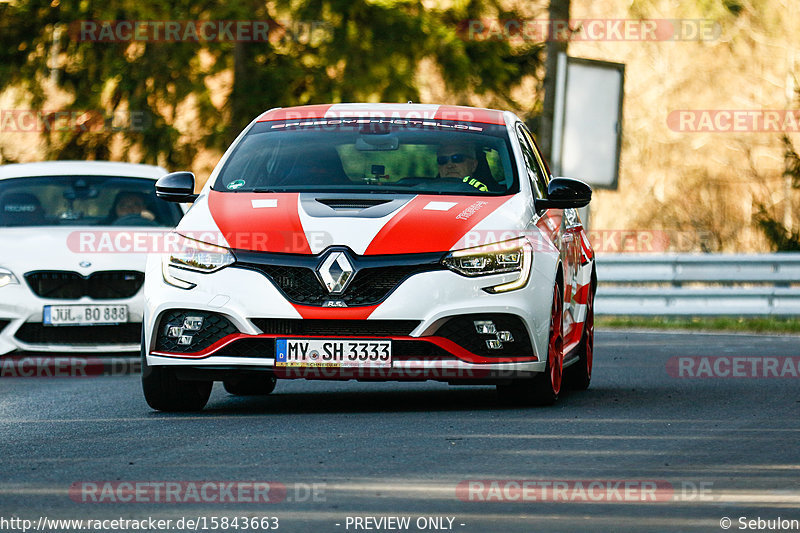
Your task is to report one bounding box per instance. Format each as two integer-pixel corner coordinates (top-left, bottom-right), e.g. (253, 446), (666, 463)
(535, 177), (592, 212)
(155, 172), (198, 203)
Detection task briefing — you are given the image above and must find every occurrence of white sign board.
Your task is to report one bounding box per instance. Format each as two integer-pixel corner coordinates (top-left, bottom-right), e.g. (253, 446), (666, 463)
(551, 53), (624, 190)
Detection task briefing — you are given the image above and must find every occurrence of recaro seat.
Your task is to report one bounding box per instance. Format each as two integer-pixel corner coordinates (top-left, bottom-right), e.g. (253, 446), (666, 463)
(0, 192), (47, 226)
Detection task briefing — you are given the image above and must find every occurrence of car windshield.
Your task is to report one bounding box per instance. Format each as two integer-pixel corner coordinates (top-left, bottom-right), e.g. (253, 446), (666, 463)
(213, 118), (517, 195)
(0, 175), (183, 227)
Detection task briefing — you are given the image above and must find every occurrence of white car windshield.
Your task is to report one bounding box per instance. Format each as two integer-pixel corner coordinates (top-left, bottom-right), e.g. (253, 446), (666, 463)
(0, 176), (183, 227)
(214, 118), (518, 195)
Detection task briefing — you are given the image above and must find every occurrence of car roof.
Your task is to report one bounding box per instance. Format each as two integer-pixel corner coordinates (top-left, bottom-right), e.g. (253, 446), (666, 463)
(256, 103), (509, 125)
(0, 161), (167, 181)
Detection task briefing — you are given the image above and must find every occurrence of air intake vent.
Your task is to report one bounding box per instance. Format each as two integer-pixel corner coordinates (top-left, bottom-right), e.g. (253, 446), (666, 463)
(14, 323), (142, 345)
(250, 318), (420, 337)
(316, 198), (391, 210)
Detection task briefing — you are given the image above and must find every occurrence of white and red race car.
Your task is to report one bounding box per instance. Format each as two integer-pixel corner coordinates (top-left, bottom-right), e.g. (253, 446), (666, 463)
(142, 103), (596, 411)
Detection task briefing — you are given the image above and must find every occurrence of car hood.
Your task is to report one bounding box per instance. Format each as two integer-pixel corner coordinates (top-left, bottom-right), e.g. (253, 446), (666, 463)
(177, 190), (523, 255)
(0, 226), (149, 278)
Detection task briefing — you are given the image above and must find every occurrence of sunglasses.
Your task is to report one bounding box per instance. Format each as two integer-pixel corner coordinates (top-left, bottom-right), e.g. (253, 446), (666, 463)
(437, 153), (469, 165)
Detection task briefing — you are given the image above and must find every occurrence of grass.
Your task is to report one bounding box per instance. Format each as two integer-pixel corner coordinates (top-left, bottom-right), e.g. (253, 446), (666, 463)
(596, 316), (800, 334)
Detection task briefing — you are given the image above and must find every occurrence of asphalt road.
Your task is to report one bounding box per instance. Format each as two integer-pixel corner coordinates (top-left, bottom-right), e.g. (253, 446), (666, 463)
(1, 331), (799, 533)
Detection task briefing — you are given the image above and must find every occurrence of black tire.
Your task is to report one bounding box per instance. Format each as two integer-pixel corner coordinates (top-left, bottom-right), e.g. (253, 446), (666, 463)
(223, 374), (277, 396)
(141, 332), (212, 412)
(564, 286), (594, 390)
(497, 285), (564, 406)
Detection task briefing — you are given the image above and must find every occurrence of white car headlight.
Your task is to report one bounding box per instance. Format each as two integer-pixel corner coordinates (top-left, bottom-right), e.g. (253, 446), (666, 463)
(442, 237), (533, 293)
(162, 234), (234, 289)
(0, 267), (19, 288)
(168, 234), (234, 272)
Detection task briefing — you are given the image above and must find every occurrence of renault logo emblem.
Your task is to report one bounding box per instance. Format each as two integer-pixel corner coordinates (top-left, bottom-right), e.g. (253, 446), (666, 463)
(317, 251), (355, 294)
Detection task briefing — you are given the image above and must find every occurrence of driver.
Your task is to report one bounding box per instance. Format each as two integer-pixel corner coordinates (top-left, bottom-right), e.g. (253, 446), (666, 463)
(436, 143), (490, 192)
(110, 192), (155, 222)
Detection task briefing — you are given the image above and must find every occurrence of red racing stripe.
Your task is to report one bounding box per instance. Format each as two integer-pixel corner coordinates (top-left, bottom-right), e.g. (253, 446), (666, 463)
(207, 191), (311, 253)
(434, 105), (506, 125)
(257, 104), (334, 122)
(150, 332), (537, 364)
(255, 104), (505, 124)
(364, 195), (512, 255)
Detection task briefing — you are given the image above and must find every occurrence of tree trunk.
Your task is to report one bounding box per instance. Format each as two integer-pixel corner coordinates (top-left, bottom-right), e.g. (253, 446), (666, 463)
(539, 0), (571, 163)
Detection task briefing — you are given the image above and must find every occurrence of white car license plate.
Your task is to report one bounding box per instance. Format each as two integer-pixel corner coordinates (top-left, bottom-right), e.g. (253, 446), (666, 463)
(43, 305), (128, 326)
(275, 339), (392, 367)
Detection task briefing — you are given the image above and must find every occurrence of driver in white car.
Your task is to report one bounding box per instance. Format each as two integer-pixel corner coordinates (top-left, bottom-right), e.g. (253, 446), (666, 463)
(111, 191), (155, 222)
(436, 143), (491, 192)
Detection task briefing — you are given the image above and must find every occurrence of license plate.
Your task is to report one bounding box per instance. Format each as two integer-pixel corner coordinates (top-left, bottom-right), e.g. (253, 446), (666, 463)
(275, 339), (392, 367)
(43, 305), (128, 326)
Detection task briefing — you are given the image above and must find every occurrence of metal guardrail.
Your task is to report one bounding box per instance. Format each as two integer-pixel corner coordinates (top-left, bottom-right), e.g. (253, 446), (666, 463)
(594, 254), (800, 316)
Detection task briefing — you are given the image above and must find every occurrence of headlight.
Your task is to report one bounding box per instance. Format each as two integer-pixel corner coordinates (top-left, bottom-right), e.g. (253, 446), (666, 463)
(162, 234), (234, 289)
(0, 267), (19, 288)
(442, 237), (532, 293)
(168, 233), (234, 272)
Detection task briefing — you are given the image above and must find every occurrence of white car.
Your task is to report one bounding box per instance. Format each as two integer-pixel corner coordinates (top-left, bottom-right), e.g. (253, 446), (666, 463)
(142, 103), (596, 411)
(0, 161), (184, 356)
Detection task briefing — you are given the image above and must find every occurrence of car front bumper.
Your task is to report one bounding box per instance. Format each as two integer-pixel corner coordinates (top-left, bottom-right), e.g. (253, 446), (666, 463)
(0, 282), (142, 356)
(143, 253), (557, 381)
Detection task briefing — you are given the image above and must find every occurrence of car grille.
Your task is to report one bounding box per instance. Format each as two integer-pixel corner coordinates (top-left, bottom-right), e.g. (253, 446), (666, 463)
(24, 271), (144, 300)
(155, 309), (239, 353)
(237, 263), (442, 307)
(13, 323), (142, 345)
(249, 318), (420, 337)
(433, 313), (534, 359)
